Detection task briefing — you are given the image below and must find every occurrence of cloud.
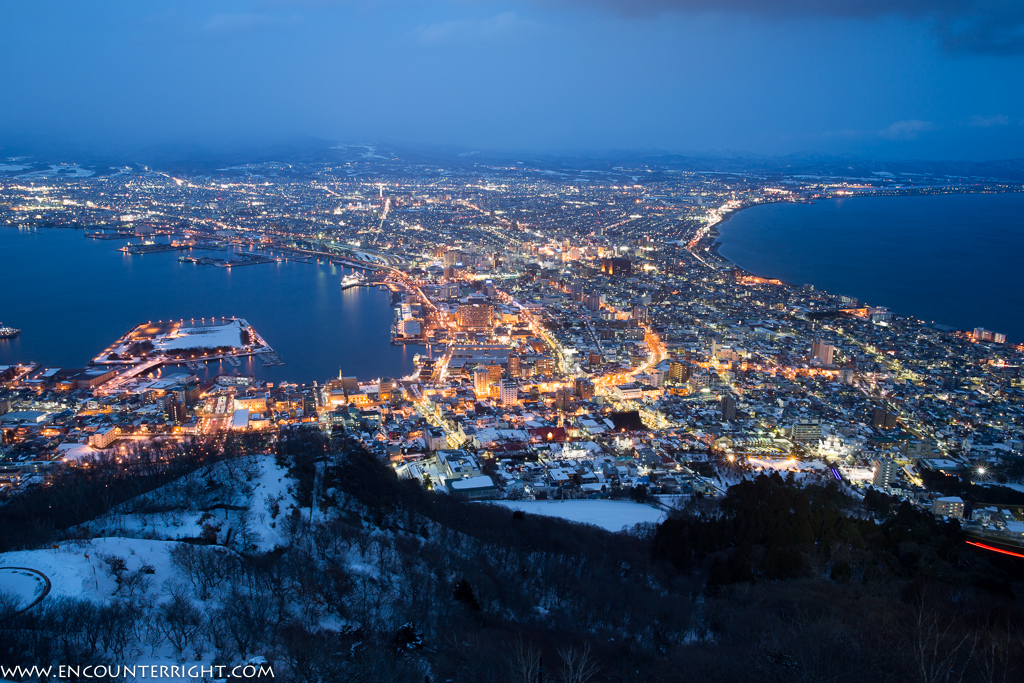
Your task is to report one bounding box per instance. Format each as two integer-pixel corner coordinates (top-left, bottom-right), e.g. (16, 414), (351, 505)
(967, 114), (1010, 127)
(204, 13), (301, 34)
(412, 12), (537, 46)
(549, 0), (1024, 55)
(879, 119), (934, 140)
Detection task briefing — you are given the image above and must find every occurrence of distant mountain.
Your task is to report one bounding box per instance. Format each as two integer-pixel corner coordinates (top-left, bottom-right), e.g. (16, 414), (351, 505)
(3, 135), (1024, 182)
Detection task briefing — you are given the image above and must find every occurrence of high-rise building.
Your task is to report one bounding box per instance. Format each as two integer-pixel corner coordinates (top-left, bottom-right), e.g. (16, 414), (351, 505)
(487, 364), (502, 385)
(668, 360), (691, 384)
(791, 419), (822, 442)
(812, 339), (835, 365)
(507, 353), (520, 378)
(632, 305), (648, 323)
(535, 356), (556, 377)
(474, 367), (493, 397)
(720, 395), (737, 421)
(600, 257), (632, 276)
(554, 388), (573, 411)
(444, 249), (464, 266)
(379, 377), (395, 398)
(871, 407), (897, 430)
(873, 458), (899, 487)
(499, 379), (519, 405)
(165, 399), (186, 424)
(574, 378), (595, 401)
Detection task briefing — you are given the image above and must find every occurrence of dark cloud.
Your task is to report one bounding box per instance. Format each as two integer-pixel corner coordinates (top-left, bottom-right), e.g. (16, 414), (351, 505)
(560, 0), (1024, 55)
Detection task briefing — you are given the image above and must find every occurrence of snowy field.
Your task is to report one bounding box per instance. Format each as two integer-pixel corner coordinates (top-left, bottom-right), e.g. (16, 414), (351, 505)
(0, 539), (220, 682)
(155, 320), (244, 351)
(0, 567), (47, 609)
(488, 500), (666, 532)
(0, 538), (175, 602)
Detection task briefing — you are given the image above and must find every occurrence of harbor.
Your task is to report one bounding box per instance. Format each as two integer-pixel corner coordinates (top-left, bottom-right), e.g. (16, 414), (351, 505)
(0, 228), (420, 384)
(178, 251), (315, 268)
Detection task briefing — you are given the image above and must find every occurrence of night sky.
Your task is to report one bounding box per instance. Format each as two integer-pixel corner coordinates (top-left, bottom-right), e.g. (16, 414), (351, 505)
(2, 0), (1023, 159)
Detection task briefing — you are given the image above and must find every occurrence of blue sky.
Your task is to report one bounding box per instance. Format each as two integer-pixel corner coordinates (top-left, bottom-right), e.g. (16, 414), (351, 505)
(2, 0), (1023, 159)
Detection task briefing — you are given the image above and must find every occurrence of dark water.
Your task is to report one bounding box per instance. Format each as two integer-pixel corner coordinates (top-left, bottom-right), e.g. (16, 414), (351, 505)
(717, 192), (1024, 343)
(0, 228), (421, 383)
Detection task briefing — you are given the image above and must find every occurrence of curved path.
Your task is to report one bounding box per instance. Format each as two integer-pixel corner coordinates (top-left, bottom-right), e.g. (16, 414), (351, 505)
(0, 566), (51, 620)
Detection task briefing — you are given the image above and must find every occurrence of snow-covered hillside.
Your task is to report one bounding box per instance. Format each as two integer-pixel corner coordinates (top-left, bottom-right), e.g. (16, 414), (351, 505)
(488, 499), (666, 531)
(80, 454), (298, 552)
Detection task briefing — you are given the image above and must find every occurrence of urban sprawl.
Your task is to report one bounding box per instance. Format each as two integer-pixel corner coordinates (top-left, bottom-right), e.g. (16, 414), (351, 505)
(2, 149), (1024, 549)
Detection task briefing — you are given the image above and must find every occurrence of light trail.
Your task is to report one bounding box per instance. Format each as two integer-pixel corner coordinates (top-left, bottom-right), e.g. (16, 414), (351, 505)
(965, 540), (1024, 559)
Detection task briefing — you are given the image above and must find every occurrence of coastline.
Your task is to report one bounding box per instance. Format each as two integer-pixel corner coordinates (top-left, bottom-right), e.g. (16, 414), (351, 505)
(704, 186), (1024, 275)
(699, 192), (1024, 342)
(702, 199), (791, 278)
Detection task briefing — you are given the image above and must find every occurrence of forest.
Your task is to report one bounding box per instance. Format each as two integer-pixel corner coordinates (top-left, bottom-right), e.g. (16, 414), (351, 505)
(0, 430), (1022, 683)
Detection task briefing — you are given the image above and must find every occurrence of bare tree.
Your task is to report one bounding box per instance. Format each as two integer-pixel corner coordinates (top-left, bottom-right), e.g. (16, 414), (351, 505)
(159, 594), (204, 661)
(908, 592), (979, 683)
(505, 638), (541, 683)
(557, 642), (600, 683)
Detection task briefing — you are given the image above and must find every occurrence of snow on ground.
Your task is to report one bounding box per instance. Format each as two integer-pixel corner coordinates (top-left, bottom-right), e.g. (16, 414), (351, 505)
(489, 500), (666, 532)
(247, 455), (298, 550)
(82, 454), (297, 551)
(0, 539), (229, 682)
(57, 442), (99, 462)
(746, 457), (828, 473)
(0, 537), (178, 603)
(155, 320), (244, 351)
(0, 567), (47, 608)
(984, 481), (1024, 493)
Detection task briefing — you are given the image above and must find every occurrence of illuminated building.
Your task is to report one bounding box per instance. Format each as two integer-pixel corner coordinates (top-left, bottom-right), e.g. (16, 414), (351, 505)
(444, 249), (464, 266)
(554, 388), (573, 411)
(574, 377), (595, 401)
(165, 399), (186, 424)
(499, 379), (519, 405)
(474, 367), (493, 397)
(535, 356), (555, 377)
(88, 425), (121, 449)
(668, 360), (690, 384)
(973, 328), (1007, 344)
(600, 257), (632, 276)
(791, 419), (822, 442)
(457, 303), (494, 330)
(933, 497), (965, 519)
(871, 407), (897, 430)
(873, 458), (899, 487)
(812, 339), (834, 365)
(507, 353), (520, 378)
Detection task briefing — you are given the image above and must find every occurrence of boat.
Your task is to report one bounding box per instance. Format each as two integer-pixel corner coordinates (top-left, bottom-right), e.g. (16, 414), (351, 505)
(0, 324), (20, 339)
(341, 273), (366, 290)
